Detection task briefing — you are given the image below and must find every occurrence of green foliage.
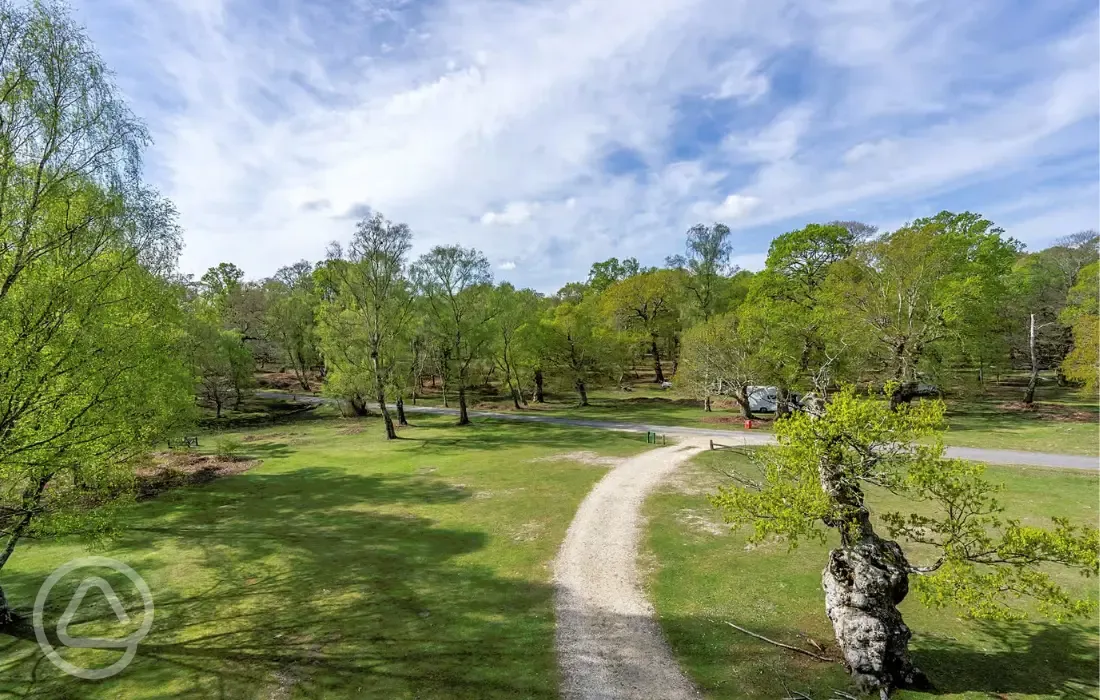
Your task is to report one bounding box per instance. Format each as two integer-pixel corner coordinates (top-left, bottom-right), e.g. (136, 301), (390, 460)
(586, 257), (641, 293)
(1060, 260), (1099, 391)
(744, 222), (856, 393)
(646, 449), (1099, 700)
(316, 213), (415, 434)
(522, 296), (626, 402)
(264, 261), (320, 389)
(601, 269), (682, 380)
(213, 437), (245, 460)
(825, 211), (1020, 389)
(678, 312), (760, 413)
(187, 319), (255, 416)
(0, 0), (192, 580)
(412, 244), (496, 419)
(666, 223), (734, 320)
(709, 387), (1099, 621)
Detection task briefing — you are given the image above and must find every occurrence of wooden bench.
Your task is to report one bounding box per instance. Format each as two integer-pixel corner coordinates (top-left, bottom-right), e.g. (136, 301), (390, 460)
(168, 436), (199, 449)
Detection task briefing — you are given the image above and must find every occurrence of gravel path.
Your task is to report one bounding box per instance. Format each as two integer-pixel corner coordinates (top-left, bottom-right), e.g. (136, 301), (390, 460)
(554, 439), (708, 700)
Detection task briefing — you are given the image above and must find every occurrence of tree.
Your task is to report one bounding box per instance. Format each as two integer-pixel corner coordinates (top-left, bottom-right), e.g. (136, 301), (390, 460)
(265, 261), (320, 390)
(490, 283), (542, 409)
(1008, 233), (1099, 402)
(1060, 261), (1099, 392)
(1009, 253), (1073, 404)
(0, 1), (192, 622)
(602, 269), (681, 383)
(827, 211), (1019, 408)
(188, 320), (254, 417)
(745, 223), (856, 413)
(412, 245), (495, 425)
(524, 298), (624, 405)
(678, 313), (760, 418)
(586, 257), (641, 293)
(710, 388), (1098, 696)
(199, 262), (245, 303)
(667, 222), (734, 320)
(318, 213), (413, 439)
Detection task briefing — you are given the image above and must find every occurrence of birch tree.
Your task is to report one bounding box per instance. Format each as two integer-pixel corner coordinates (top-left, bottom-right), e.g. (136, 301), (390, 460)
(318, 213), (413, 439)
(412, 245), (494, 425)
(0, 1), (191, 622)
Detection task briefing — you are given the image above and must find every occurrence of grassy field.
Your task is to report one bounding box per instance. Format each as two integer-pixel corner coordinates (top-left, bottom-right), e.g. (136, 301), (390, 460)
(391, 374), (1100, 456)
(643, 449), (1100, 699)
(0, 408), (650, 699)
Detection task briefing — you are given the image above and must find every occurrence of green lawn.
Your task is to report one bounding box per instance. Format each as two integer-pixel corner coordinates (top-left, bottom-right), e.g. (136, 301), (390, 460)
(402, 376), (1099, 456)
(0, 411), (649, 699)
(643, 449), (1100, 699)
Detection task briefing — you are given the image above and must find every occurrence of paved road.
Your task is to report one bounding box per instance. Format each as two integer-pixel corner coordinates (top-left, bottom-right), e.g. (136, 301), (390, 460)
(262, 392), (1098, 471)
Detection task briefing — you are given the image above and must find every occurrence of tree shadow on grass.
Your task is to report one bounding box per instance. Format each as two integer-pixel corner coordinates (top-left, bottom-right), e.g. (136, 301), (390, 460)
(654, 615), (1099, 700)
(405, 419), (648, 456)
(912, 619), (1100, 698)
(0, 467), (561, 699)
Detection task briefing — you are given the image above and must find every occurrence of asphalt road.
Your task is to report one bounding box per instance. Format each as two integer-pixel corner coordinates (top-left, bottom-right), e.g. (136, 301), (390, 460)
(260, 392), (1099, 471)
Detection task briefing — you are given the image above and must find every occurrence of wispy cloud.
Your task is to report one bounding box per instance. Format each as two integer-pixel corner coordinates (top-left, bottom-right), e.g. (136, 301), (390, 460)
(481, 202), (535, 226)
(75, 0), (1099, 291)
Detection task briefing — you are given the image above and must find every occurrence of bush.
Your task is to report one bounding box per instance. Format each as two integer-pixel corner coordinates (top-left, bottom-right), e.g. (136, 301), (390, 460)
(213, 437), (244, 460)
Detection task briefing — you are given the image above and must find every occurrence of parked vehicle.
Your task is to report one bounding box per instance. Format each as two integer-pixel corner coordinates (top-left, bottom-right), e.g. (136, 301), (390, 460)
(746, 386), (801, 413)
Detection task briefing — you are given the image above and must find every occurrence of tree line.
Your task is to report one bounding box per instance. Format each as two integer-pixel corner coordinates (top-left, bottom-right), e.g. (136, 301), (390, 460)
(186, 213), (1097, 433)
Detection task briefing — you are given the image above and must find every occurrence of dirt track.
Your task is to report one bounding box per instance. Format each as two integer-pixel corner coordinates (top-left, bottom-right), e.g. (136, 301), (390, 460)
(553, 439), (708, 700)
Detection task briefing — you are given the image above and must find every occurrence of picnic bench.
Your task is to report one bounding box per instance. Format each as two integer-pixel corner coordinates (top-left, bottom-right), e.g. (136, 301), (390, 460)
(167, 436), (199, 449)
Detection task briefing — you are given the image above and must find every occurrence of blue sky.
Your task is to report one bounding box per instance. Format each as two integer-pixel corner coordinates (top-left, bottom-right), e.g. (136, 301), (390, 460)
(73, 0), (1099, 291)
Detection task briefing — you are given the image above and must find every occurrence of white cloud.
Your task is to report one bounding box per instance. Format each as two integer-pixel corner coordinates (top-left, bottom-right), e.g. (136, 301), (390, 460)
(498, 260), (517, 270)
(725, 104), (813, 162)
(708, 51), (768, 102)
(481, 201), (535, 226)
(72, 0), (1100, 291)
(712, 194), (761, 220)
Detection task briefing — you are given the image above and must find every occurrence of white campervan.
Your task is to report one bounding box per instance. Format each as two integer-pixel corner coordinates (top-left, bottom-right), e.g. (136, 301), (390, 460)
(746, 386), (800, 413)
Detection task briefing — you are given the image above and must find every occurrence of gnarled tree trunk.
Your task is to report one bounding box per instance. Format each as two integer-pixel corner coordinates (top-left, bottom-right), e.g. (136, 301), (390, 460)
(818, 444), (930, 696)
(823, 535), (930, 696)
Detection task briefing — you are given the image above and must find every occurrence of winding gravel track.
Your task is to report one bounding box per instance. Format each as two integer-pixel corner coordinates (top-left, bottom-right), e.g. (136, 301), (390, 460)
(554, 439), (709, 700)
(261, 392), (1097, 471)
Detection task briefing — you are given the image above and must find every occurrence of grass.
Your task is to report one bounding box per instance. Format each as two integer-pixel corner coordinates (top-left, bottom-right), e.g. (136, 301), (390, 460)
(643, 449), (1100, 699)
(0, 409), (650, 699)
(400, 374), (1099, 456)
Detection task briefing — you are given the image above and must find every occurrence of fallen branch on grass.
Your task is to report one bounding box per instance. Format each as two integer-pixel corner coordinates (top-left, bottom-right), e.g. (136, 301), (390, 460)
(720, 620), (837, 663)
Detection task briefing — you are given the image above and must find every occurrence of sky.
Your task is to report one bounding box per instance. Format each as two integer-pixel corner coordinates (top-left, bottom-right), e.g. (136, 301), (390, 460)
(72, 0), (1099, 292)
